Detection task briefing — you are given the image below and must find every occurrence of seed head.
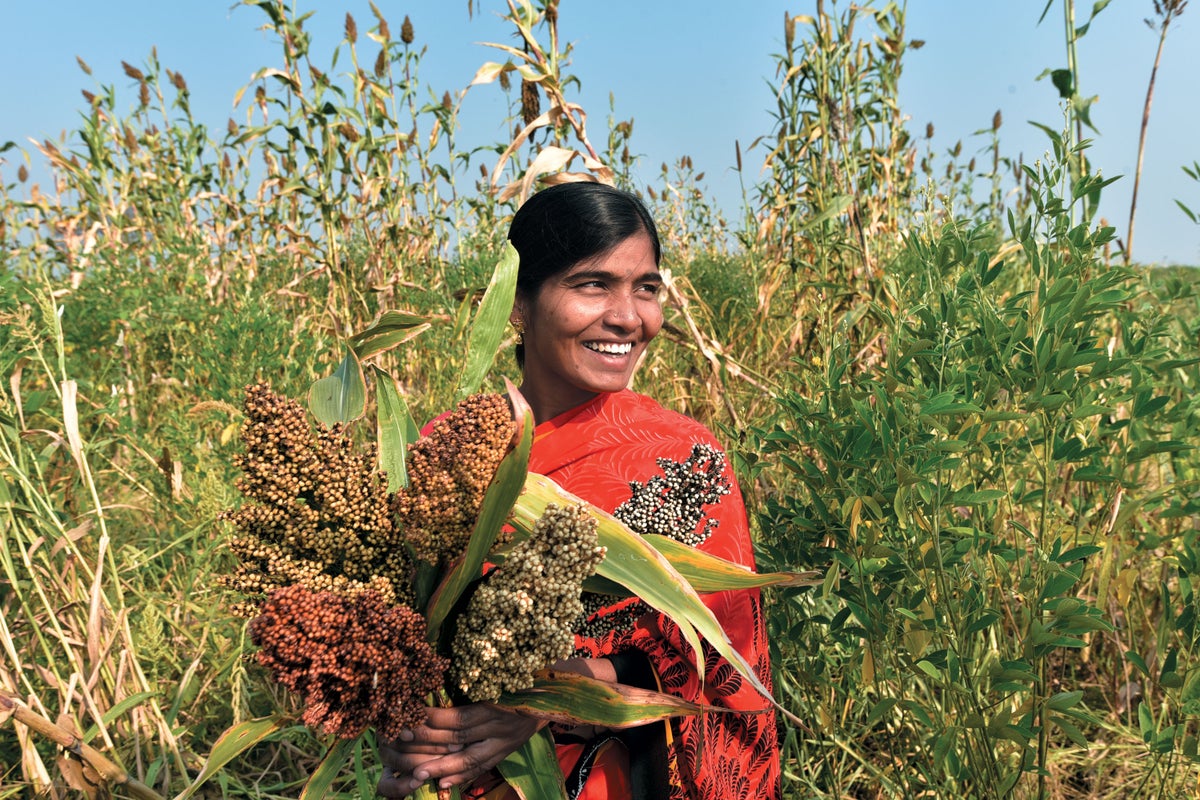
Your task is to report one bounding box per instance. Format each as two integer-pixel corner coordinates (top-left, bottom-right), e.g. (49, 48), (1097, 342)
(220, 384), (412, 612)
(393, 393), (515, 566)
(450, 504), (603, 701)
(520, 79), (540, 126)
(250, 585), (446, 739)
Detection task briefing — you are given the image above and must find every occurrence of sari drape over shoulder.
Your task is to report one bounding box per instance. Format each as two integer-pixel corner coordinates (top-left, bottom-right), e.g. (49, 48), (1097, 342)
(526, 389), (781, 800)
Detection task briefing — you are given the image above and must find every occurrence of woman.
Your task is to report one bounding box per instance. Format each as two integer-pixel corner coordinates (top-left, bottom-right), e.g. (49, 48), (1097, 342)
(378, 182), (779, 800)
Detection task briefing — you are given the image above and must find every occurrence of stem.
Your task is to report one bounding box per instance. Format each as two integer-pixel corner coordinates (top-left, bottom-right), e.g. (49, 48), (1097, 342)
(1126, 14), (1175, 265)
(0, 691), (164, 800)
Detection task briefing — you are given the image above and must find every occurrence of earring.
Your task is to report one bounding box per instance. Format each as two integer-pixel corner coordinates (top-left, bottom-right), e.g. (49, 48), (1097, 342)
(512, 318), (525, 345)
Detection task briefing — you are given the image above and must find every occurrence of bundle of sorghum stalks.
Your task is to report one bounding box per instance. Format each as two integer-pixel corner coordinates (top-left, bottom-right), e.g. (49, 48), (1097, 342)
(223, 384), (604, 739)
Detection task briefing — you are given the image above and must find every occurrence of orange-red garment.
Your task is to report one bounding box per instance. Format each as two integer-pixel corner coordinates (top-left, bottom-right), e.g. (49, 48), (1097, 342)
(527, 389), (780, 800)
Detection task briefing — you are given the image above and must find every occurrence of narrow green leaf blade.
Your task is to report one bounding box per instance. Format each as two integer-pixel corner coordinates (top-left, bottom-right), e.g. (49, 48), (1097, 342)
(455, 242), (519, 399)
(495, 727), (567, 800)
(174, 715), (287, 800)
(373, 366), (418, 492)
(645, 534), (822, 592)
(309, 348), (366, 426)
(82, 690), (157, 742)
(299, 737), (356, 800)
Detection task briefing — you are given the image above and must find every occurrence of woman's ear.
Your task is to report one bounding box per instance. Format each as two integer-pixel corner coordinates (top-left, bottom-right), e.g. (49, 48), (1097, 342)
(509, 299), (526, 328)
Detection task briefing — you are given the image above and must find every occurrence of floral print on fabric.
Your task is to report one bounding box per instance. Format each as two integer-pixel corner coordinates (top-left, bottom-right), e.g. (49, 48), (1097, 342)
(530, 389), (781, 800)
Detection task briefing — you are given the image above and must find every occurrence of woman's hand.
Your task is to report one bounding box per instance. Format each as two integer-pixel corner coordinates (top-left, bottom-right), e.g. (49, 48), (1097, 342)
(376, 703), (543, 797)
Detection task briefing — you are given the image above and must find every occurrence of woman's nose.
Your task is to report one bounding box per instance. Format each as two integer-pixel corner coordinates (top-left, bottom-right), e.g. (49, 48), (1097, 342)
(604, 293), (638, 328)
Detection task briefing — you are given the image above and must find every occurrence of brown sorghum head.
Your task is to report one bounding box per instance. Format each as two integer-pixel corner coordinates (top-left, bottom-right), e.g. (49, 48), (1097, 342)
(249, 585), (446, 740)
(393, 393), (515, 566)
(220, 384), (412, 611)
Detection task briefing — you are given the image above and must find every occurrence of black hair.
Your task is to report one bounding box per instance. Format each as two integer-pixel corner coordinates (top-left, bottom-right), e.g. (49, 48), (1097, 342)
(507, 182), (661, 366)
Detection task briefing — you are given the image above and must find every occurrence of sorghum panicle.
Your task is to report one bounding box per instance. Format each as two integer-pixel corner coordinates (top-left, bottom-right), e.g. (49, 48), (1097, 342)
(451, 503), (604, 701)
(221, 384), (411, 611)
(250, 585), (446, 739)
(577, 443), (731, 640)
(393, 393), (515, 567)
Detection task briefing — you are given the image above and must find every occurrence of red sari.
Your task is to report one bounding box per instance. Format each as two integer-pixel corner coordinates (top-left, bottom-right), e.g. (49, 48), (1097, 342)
(524, 389), (781, 800)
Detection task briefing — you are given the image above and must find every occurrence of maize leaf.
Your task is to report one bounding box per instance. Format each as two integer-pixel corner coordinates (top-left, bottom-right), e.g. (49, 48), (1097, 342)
(495, 727), (566, 800)
(424, 396), (534, 639)
(643, 534), (823, 593)
(373, 366), (418, 492)
(493, 669), (719, 727)
(456, 242), (518, 400)
(309, 348), (366, 425)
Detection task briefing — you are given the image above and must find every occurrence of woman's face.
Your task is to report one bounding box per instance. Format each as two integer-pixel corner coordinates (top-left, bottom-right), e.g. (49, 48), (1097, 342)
(515, 231), (663, 421)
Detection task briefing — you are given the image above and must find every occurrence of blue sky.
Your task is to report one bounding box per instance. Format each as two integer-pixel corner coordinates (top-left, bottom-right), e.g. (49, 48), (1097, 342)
(3, 1), (1198, 265)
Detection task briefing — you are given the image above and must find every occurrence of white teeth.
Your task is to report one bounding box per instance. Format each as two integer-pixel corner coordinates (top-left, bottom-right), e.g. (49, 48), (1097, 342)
(585, 341), (633, 355)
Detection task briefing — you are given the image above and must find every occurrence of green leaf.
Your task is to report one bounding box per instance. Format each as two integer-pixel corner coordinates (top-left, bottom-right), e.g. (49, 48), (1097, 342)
(456, 242), (519, 399)
(798, 194), (854, 230)
(915, 660), (942, 681)
(1138, 701), (1155, 743)
(82, 691), (157, 743)
(309, 348), (366, 425)
(863, 697), (899, 730)
(351, 310), (435, 359)
(1047, 690), (1083, 712)
(300, 737), (356, 800)
(373, 366), (418, 492)
(493, 670), (714, 726)
(643, 534), (823, 592)
(496, 727), (567, 800)
(1050, 68), (1074, 98)
(1182, 669), (1200, 705)
(1050, 714), (1089, 748)
(175, 715), (287, 799)
(425, 389), (532, 639)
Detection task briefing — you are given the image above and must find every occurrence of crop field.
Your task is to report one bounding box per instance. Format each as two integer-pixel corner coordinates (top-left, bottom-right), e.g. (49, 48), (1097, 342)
(2, 1), (1198, 798)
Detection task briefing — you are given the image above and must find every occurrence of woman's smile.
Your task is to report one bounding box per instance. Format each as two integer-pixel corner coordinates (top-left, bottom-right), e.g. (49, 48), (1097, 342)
(583, 341), (634, 356)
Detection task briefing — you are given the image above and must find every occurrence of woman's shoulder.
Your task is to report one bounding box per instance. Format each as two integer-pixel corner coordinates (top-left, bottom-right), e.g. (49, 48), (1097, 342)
(606, 390), (727, 451)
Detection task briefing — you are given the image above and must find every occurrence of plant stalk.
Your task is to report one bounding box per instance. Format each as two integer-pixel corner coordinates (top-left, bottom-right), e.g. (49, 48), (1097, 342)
(1126, 6), (1182, 264)
(0, 691), (164, 800)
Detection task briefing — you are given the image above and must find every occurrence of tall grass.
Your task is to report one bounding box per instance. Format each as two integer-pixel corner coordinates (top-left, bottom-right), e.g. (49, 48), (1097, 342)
(2, 1), (1198, 798)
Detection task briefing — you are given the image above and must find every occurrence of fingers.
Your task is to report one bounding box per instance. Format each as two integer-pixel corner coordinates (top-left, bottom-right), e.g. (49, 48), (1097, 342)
(376, 765), (419, 798)
(404, 722), (541, 790)
(404, 704), (526, 747)
(376, 705), (544, 792)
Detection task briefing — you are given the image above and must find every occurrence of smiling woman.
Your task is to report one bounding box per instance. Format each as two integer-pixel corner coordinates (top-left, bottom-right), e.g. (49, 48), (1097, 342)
(512, 219), (663, 424)
(377, 182), (780, 800)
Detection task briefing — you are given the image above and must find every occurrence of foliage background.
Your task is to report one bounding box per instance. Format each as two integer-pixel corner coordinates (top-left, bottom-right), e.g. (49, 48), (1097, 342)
(1, 1), (1198, 797)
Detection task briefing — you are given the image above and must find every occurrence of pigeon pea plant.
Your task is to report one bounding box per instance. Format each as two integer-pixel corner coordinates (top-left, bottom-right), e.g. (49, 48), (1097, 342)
(751, 138), (1200, 799)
